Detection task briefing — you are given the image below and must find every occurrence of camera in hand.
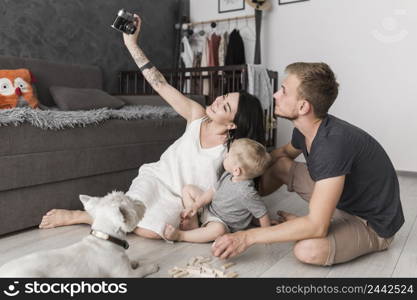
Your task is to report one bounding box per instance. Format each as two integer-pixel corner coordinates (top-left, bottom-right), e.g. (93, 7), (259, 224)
(111, 9), (137, 34)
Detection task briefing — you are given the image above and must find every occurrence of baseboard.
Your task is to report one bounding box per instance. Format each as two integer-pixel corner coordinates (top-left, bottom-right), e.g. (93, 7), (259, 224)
(396, 170), (417, 177)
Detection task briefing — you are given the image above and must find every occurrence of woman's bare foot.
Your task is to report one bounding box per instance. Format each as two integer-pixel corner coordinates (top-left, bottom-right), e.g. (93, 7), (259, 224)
(277, 210), (299, 223)
(39, 210), (91, 229)
(163, 224), (181, 241)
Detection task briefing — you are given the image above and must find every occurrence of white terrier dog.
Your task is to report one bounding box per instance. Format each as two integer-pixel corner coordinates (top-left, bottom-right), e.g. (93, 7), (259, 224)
(0, 191), (159, 277)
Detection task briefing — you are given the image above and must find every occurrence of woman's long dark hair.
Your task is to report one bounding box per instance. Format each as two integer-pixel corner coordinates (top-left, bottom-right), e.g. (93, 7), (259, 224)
(226, 90), (266, 150)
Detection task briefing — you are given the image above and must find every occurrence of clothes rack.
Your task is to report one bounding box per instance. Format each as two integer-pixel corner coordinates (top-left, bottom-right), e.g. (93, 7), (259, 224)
(182, 15), (255, 28)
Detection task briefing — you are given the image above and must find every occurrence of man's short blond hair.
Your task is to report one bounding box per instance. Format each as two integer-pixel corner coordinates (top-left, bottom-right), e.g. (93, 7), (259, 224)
(285, 62), (339, 119)
(230, 138), (272, 179)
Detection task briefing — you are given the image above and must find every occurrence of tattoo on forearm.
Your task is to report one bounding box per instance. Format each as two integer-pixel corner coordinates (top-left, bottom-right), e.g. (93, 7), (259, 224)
(144, 68), (167, 89)
(129, 46), (167, 89)
(130, 46), (147, 66)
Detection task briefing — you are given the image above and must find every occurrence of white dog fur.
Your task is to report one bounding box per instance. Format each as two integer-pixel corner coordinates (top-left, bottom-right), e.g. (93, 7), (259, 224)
(0, 191), (159, 277)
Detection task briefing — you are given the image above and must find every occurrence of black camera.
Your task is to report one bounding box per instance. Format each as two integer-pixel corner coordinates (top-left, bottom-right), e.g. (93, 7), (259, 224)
(111, 9), (137, 34)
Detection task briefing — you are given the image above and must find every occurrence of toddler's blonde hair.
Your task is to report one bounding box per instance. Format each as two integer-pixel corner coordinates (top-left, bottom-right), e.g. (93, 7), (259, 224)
(230, 138), (272, 179)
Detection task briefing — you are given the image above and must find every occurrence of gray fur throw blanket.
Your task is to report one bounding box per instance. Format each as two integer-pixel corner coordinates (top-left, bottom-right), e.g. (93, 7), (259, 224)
(0, 105), (179, 130)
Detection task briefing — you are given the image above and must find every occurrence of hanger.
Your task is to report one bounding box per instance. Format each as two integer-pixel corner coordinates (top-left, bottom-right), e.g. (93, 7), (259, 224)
(198, 23), (206, 36)
(209, 21), (218, 36)
(187, 25), (194, 37)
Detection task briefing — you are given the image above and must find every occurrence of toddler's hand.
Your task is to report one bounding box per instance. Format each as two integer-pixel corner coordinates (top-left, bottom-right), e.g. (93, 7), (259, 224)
(181, 206), (197, 219)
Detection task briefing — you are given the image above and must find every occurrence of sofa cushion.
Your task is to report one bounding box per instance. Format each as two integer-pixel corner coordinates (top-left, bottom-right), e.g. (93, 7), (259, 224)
(50, 86), (125, 111)
(0, 69), (40, 109)
(0, 55), (103, 106)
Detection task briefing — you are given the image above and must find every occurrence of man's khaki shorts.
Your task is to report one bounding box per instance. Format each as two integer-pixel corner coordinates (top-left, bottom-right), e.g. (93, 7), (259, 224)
(288, 162), (394, 266)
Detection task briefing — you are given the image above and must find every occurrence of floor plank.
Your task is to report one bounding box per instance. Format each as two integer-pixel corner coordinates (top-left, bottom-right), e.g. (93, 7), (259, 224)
(0, 225), (89, 265)
(261, 251), (332, 277)
(0, 175), (415, 277)
(391, 174), (417, 277)
(391, 216), (417, 277)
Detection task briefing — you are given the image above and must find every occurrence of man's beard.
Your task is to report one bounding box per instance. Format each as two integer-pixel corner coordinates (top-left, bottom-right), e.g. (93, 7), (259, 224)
(274, 112), (298, 121)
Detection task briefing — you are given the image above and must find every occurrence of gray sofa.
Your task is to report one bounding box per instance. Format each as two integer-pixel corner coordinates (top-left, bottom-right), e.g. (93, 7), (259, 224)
(0, 55), (203, 236)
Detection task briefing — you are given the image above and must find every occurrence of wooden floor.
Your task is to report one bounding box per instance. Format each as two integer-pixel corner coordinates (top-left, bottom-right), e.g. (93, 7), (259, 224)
(1, 174), (416, 278)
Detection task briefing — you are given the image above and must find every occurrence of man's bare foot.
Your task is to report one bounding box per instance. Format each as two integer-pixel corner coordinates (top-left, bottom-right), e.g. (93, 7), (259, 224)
(277, 210), (299, 223)
(163, 224), (181, 241)
(39, 209), (91, 229)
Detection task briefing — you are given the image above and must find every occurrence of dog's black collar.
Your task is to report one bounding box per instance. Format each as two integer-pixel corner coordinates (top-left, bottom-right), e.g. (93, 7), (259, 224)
(90, 230), (129, 249)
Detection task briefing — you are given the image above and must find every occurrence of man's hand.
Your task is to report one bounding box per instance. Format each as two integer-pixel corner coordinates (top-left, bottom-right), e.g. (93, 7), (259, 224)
(270, 143), (302, 163)
(123, 14), (141, 47)
(211, 231), (251, 259)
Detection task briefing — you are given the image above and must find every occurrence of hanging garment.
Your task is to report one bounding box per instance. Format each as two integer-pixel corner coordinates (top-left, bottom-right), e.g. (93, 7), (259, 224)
(193, 52), (202, 68)
(240, 26), (256, 65)
(247, 64), (273, 111)
(207, 33), (221, 67)
(206, 33), (221, 101)
(180, 36), (194, 68)
(189, 30), (206, 94)
(180, 36), (194, 93)
(247, 64), (274, 142)
(218, 31), (229, 92)
(225, 29), (246, 65)
(223, 30), (245, 94)
(218, 32), (228, 67)
(201, 36), (209, 68)
(191, 52), (202, 94)
(201, 37), (210, 95)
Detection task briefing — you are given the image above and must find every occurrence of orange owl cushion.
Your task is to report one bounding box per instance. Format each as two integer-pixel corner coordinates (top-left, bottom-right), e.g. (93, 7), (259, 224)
(0, 69), (40, 109)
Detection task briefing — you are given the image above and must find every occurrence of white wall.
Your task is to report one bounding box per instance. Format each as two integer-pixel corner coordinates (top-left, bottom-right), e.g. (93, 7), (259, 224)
(191, 0), (253, 22)
(190, 0), (417, 172)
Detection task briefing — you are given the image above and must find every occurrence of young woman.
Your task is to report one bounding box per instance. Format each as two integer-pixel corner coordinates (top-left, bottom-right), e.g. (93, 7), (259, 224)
(39, 14), (266, 239)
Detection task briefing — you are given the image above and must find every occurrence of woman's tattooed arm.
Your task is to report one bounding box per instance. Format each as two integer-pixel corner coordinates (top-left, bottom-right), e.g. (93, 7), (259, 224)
(128, 45), (167, 90)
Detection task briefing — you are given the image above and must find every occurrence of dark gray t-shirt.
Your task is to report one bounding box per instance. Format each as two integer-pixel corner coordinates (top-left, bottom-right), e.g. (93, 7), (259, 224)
(291, 114), (404, 238)
(208, 172), (267, 232)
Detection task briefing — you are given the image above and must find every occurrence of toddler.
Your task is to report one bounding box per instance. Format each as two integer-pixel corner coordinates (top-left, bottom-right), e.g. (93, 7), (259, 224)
(164, 138), (272, 243)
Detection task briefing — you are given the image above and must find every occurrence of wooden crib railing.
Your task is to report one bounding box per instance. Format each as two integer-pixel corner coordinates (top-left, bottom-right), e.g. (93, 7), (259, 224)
(118, 65), (278, 147)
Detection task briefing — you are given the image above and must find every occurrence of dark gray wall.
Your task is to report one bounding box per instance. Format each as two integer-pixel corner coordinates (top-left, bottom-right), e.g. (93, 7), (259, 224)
(0, 0), (183, 93)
